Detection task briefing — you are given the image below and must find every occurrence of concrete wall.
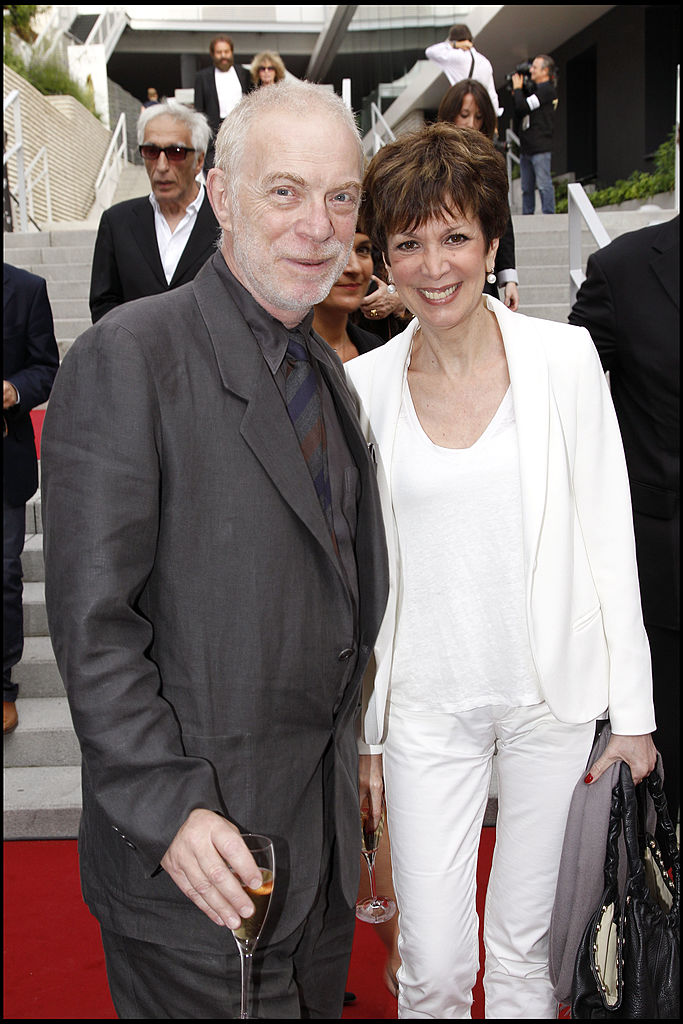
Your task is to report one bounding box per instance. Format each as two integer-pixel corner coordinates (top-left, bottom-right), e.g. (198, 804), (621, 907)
(3, 64), (111, 225)
(551, 5), (679, 188)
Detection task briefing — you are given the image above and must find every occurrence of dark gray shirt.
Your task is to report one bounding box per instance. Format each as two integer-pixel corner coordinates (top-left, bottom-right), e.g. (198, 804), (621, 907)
(213, 254), (360, 626)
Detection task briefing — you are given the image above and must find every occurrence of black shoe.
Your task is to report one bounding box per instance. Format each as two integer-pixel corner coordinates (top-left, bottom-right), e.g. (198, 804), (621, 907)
(344, 991), (357, 1005)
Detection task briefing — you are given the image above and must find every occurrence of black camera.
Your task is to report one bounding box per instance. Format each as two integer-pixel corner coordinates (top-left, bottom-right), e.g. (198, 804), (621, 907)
(505, 60), (533, 92)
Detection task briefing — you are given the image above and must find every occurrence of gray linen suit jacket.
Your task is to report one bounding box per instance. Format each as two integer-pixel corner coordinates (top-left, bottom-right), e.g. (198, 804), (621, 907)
(41, 252), (389, 952)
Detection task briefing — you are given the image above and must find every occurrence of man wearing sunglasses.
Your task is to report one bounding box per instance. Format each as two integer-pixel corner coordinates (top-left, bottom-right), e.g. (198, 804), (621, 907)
(89, 99), (218, 323)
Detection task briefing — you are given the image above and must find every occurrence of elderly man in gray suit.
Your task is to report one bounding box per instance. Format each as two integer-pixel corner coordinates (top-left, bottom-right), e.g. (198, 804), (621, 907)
(41, 80), (388, 1019)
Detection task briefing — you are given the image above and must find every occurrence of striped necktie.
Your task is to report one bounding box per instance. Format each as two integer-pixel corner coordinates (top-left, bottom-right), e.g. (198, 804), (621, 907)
(284, 335), (335, 536)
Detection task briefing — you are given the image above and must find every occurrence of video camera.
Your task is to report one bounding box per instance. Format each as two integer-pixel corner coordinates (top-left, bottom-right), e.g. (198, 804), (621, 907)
(505, 60), (533, 93)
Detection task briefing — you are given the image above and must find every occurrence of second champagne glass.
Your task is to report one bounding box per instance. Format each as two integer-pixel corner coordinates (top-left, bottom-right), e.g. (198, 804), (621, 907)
(356, 799), (396, 924)
(230, 833), (275, 1019)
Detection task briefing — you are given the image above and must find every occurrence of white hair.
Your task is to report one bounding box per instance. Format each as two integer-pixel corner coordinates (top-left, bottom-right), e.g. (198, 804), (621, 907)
(137, 99), (212, 155)
(214, 80), (363, 198)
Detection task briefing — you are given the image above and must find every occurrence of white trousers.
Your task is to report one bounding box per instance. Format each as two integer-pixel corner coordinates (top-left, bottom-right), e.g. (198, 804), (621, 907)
(383, 701), (595, 1019)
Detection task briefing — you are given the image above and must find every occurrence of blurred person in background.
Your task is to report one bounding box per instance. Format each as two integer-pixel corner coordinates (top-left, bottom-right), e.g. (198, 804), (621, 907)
(512, 55), (558, 215)
(250, 50), (287, 87)
(426, 23), (502, 119)
(570, 214), (680, 822)
(313, 231), (385, 361)
(438, 79), (519, 311)
(3, 263), (59, 734)
(193, 35), (253, 170)
(89, 99), (216, 323)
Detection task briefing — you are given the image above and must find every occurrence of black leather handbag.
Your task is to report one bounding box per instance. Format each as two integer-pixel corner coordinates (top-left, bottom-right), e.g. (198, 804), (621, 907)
(571, 762), (680, 1018)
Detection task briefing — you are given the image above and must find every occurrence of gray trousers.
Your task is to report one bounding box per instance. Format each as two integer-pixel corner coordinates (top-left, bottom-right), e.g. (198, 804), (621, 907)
(99, 843), (355, 1019)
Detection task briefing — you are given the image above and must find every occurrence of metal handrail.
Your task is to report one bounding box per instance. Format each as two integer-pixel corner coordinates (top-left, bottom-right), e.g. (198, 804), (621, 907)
(567, 182), (611, 306)
(369, 102), (396, 155)
(25, 146), (52, 225)
(94, 112), (128, 211)
(85, 7), (128, 61)
(3, 90), (28, 232)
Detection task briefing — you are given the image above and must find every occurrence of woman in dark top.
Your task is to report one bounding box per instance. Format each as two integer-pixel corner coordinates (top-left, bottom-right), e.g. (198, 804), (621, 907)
(438, 78), (519, 311)
(313, 231), (385, 361)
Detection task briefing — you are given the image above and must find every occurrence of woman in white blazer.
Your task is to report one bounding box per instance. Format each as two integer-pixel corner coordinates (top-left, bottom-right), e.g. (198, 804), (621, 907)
(345, 125), (656, 1020)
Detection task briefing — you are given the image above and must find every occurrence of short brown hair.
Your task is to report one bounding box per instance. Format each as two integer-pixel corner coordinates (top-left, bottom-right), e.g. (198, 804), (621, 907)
(448, 24), (473, 42)
(437, 79), (498, 142)
(359, 124), (509, 257)
(210, 35), (234, 54)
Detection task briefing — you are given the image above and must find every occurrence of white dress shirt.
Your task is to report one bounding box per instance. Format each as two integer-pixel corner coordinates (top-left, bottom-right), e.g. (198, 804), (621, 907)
(149, 183), (205, 284)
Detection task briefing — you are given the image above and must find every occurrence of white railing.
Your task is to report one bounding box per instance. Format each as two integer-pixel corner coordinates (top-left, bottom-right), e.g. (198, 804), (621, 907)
(84, 7), (128, 62)
(505, 127), (521, 214)
(3, 90), (28, 232)
(25, 146), (53, 225)
(3, 90), (53, 232)
(369, 102), (396, 155)
(94, 112), (128, 213)
(567, 182), (612, 306)
(32, 5), (79, 64)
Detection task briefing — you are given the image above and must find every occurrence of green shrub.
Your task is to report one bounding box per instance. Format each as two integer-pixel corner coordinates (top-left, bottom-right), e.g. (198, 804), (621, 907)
(4, 43), (98, 117)
(554, 127), (676, 213)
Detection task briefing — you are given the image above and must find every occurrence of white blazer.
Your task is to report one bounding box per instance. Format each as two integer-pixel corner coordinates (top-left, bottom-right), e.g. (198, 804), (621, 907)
(345, 296), (656, 751)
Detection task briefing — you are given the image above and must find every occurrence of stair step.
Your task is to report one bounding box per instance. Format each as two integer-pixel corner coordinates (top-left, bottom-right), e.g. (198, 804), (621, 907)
(516, 303), (571, 323)
(3, 698), (80, 769)
(23, 582), (48, 637)
(39, 245), (96, 265)
(49, 297), (91, 318)
(44, 279), (91, 302)
(3, 766), (81, 839)
(13, 637), (64, 698)
(21, 533), (44, 581)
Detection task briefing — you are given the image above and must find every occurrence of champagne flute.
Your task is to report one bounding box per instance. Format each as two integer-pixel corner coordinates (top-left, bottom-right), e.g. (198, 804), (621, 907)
(230, 833), (275, 1020)
(356, 800), (396, 924)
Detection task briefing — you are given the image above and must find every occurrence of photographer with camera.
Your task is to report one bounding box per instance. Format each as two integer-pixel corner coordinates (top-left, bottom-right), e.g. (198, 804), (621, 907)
(426, 24), (502, 117)
(512, 55), (558, 214)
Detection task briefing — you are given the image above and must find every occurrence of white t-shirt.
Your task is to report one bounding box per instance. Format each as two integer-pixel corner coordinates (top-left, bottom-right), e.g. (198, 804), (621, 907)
(389, 374), (542, 712)
(215, 65), (244, 119)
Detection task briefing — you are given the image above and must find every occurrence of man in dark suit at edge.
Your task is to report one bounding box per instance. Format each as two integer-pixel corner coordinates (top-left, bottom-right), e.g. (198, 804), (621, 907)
(41, 80), (389, 1018)
(569, 214), (680, 821)
(193, 34), (254, 171)
(89, 99), (217, 323)
(3, 264), (59, 733)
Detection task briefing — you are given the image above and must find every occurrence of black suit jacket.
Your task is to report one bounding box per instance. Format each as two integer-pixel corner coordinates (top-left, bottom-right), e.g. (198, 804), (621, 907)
(42, 253), (389, 951)
(89, 193), (219, 323)
(193, 63), (253, 135)
(3, 264), (59, 506)
(569, 215), (679, 629)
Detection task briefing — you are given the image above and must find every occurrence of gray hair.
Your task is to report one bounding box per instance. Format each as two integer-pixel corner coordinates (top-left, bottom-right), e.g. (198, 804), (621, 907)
(214, 80), (363, 198)
(137, 98), (212, 155)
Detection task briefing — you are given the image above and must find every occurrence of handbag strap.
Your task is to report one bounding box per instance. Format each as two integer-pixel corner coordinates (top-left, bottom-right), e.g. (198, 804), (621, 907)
(619, 762), (680, 918)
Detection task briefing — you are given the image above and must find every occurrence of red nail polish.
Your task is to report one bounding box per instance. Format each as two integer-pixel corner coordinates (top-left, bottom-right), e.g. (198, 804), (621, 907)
(584, 773), (593, 784)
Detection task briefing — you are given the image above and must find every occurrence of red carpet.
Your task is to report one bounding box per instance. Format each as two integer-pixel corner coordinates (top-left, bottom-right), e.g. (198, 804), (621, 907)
(30, 409), (45, 459)
(3, 833), (497, 1019)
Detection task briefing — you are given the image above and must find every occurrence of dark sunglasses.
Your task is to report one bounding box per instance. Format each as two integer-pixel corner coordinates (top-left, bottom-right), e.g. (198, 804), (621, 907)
(260, 66), (276, 72)
(139, 144), (196, 162)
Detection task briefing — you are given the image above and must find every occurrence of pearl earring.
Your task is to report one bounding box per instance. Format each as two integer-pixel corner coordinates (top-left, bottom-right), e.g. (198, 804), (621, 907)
(486, 270), (497, 285)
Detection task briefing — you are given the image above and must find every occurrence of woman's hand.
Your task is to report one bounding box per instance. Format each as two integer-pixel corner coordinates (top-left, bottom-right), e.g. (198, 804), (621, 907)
(360, 277), (405, 321)
(359, 752), (384, 829)
(503, 282), (519, 311)
(584, 732), (658, 787)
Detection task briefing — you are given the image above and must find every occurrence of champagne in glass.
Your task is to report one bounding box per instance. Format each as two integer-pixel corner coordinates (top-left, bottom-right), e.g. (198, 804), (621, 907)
(356, 801), (396, 924)
(230, 834), (275, 1019)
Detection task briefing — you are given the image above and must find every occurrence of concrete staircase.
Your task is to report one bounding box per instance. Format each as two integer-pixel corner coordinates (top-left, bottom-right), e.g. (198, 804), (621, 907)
(2, 202), (675, 839)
